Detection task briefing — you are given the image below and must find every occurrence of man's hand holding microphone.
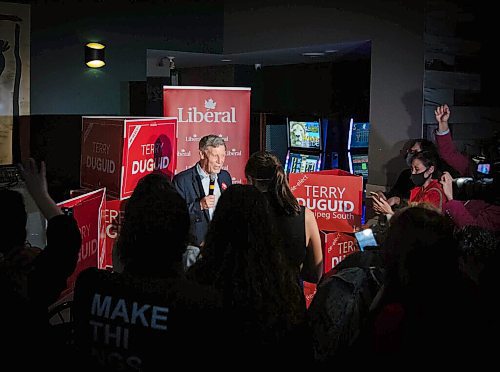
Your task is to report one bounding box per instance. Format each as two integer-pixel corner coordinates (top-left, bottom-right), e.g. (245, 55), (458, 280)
(200, 174), (216, 210)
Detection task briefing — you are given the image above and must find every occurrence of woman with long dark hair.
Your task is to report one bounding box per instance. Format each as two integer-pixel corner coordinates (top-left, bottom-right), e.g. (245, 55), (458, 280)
(245, 151), (323, 283)
(188, 184), (310, 362)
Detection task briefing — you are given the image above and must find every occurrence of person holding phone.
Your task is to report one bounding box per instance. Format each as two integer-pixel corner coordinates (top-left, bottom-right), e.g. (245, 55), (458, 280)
(373, 151), (448, 217)
(375, 138), (455, 207)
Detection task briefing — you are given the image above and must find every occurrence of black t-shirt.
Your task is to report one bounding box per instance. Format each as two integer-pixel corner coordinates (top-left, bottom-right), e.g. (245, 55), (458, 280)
(73, 268), (225, 370)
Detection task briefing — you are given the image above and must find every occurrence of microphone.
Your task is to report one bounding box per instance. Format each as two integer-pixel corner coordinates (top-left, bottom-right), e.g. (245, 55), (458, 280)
(208, 174), (216, 196)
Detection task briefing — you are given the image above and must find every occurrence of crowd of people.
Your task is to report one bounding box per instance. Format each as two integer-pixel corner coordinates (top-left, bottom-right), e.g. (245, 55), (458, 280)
(1, 105), (498, 368)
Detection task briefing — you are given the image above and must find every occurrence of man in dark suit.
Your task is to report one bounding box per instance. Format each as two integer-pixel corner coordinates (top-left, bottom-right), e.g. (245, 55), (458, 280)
(173, 134), (232, 247)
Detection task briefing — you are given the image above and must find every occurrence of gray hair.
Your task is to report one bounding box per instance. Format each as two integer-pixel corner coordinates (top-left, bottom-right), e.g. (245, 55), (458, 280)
(199, 134), (226, 151)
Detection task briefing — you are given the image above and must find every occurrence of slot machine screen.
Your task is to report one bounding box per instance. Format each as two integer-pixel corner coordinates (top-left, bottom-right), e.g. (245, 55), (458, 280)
(287, 120), (321, 150)
(349, 153), (369, 179)
(285, 151), (321, 174)
(348, 121), (370, 149)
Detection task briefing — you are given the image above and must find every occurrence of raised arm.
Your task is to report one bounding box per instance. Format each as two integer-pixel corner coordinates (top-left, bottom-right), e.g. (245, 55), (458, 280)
(434, 105), (471, 176)
(18, 159), (81, 306)
(18, 158), (62, 220)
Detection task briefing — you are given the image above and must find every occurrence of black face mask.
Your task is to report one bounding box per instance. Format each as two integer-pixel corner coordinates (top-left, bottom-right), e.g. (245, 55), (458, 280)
(410, 169), (430, 186)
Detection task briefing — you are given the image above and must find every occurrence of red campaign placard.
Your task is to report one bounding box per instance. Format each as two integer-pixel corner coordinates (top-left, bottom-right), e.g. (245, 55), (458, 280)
(122, 118), (177, 198)
(57, 188), (106, 298)
(303, 281), (317, 309)
(163, 86), (251, 184)
(321, 231), (360, 274)
(289, 170), (363, 233)
(102, 198), (128, 269)
(81, 118), (123, 195)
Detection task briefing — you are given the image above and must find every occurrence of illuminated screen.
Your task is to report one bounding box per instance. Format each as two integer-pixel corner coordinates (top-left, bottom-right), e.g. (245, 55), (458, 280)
(477, 163), (490, 175)
(285, 151), (321, 174)
(351, 154), (369, 179)
(288, 120), (321, 150)
(349, 122), (370, 149)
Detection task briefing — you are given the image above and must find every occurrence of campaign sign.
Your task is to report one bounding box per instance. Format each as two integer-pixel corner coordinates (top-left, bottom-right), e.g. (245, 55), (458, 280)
(70, 189), (129, 270)
(102, 198), (128, 269)
(163, 86), (250, 184)
(57, 188), (106, 298)
(289, 169), (363, 233)
(320, 231), (360, 273)
(122, 119), (176, 197)
(303, 281), (317, 309)
(81, 117), (177, 199)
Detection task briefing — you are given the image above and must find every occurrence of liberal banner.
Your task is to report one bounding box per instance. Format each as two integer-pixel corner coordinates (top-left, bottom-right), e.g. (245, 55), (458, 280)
(289, 169), (363, 233)
(163, 86), (251, 183)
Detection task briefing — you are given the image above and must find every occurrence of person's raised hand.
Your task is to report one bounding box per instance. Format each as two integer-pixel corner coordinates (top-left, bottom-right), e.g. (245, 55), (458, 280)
(435, 104), (450, 131)
(440, 171), (454, 200)
(18, 158), (48, 199)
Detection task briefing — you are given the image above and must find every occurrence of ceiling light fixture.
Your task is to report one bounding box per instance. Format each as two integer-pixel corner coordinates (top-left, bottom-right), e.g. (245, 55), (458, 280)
(301, 52), (325, 57)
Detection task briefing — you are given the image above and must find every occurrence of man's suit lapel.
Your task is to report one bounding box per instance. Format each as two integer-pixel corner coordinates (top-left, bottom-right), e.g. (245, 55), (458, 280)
(192, 169), (210, 221)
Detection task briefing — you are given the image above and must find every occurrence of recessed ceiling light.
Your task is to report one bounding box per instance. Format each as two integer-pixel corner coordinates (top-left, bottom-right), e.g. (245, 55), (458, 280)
(302, 52), (325, 57)
(324, 49), (338, 53)
(221, 59), (232, 62)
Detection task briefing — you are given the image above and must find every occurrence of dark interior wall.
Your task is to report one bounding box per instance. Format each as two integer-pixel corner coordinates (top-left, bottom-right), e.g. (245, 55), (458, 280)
(179, 64), (235, 87)
(29, 114), (82, 202)
(255, 60), (370, 119)
(24, 0), (223, 199)
(224, 0), (425, 188)
(30, 0), (224, 115)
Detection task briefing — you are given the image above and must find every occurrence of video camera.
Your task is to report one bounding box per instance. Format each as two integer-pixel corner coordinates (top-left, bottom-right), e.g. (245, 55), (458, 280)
(452, 157), (499, 204)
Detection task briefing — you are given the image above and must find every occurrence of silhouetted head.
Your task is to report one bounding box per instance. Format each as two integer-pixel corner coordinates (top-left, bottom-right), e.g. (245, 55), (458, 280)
(383, 205), (460, 300)
(245, 151), (300, 215)
(116, 173), (189, 276)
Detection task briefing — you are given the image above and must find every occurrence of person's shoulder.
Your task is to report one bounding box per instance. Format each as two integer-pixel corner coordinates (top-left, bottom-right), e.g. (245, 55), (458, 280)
(427, 179), (444, 191)
(173, 166), (196, 182)
(219, 169), (232, 180)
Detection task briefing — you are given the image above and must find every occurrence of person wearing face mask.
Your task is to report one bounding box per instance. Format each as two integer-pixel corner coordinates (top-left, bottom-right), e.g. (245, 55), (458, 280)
(375, 139), (443, 207)
(373, 151), (448, 217)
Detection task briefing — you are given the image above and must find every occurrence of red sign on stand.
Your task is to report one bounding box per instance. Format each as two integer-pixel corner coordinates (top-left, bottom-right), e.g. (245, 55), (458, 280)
(102, 198), (128, 270)
(163, 86), (251, 183)
(58, 188), (106, 298)
(70, 189), (129, 271)
(321, 231), (360, 274)
(303, 281), (317, 309)
(80, 117), (177, 199)
(289, 169), (363, 233)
